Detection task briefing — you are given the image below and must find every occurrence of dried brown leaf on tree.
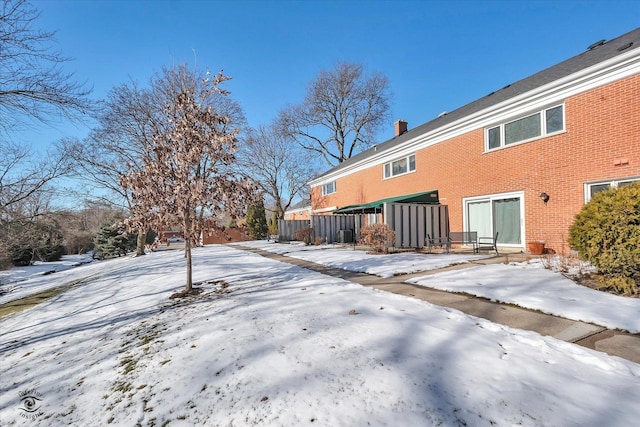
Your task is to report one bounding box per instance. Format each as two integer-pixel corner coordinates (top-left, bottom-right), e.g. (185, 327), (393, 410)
(121, 65), (257, 294)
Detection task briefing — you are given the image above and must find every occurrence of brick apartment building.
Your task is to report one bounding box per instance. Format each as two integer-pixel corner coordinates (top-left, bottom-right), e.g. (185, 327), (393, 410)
(283, 199), (312, 221)
(308, 28), (640, 253)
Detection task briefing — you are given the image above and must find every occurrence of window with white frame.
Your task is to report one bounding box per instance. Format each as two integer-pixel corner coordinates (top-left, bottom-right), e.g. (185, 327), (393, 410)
(486, 105), (564, 151)
(464, 192), (525, 246)
(585, 177), (640, 202)
(384, 154), (416, 178)
(322, 181), (336, 196)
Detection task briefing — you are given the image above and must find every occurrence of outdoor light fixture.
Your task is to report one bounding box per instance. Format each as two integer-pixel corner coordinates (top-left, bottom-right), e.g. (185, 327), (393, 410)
(539, 192), (550, 204)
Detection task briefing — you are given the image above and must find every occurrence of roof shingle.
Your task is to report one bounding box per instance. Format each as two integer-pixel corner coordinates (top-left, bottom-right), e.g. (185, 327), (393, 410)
(314, 27), (640, 181)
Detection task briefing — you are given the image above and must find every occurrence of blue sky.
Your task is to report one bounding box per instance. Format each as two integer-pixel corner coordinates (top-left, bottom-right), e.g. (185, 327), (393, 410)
(24, 0), (640, 158)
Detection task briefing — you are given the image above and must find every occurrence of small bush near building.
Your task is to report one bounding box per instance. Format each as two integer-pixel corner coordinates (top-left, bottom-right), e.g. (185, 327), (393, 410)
(569, 182), (640, 295)
(360, 224), (395, 254)
(294, 227), (313, 245)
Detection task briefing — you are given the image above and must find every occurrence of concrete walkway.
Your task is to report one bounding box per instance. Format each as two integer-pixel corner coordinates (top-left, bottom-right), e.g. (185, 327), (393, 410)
(230, 245), (640, 364)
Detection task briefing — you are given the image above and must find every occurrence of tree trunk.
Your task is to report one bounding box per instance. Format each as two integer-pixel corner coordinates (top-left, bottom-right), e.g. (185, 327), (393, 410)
(185, 236), (192, 293)
(136, 227), (146, 256)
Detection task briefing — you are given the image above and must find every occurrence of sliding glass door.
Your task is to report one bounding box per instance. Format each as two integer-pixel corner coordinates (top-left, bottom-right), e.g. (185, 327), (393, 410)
(464, 192), (524, 246)
(467, 201), (491, 238)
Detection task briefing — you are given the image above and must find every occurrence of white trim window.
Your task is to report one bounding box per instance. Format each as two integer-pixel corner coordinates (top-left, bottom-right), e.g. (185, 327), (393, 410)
(463, 191), (525, 247)
(384, 154), (416, 179)
(486, 104), (565, 151)
(585, 177), (640, 202)
(322, 181), (336, 196)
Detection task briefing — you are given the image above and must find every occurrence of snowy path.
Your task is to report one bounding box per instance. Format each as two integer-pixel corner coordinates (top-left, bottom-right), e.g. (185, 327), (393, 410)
(1, 245), (639, 426)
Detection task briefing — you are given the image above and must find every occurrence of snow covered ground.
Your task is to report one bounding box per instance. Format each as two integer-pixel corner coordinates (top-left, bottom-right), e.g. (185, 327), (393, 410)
(0, 253), (94, 285)
(1, 244), (639, 426)
(239, 240), (640, 333)
(236, 240), (490, 278)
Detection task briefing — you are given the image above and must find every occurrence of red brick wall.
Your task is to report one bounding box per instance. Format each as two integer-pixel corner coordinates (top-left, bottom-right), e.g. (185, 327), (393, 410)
(313, 74), (640, 252)
(202, 228), (250, 245)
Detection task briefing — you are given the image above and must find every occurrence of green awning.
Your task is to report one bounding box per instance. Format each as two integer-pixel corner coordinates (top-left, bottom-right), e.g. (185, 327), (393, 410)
(333, 190), (439, 214)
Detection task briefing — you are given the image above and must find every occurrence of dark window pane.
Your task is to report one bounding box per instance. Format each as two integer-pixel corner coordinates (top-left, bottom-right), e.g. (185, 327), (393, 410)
(409, 155), (416, 171)
(488, 127), (501, 149)
(493, 197), (521, 244)
(323, 182), (336, 195)
(392, 158), (407, 175)
(505, 113), (541, 144)
(590, 183), (610, 198)
(546, 106), (564, 134)
(618, 180), (639, 188)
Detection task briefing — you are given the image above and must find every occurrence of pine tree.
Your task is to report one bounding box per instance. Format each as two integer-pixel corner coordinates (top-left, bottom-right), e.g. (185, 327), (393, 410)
(246, 199), (268, 240)
(93, 224), (136, 260)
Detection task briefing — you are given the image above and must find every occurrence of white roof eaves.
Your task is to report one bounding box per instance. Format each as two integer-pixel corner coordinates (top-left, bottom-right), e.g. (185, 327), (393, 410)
(309, 47), (640, 188)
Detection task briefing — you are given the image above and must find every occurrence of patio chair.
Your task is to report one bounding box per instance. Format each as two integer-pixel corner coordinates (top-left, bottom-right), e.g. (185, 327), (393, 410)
(426, 234), (449, 253)
(478, 232), (499, 255)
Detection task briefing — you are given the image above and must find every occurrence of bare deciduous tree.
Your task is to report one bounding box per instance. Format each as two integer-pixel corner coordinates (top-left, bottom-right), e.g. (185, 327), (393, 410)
(0, 184), (62, 266)
(0, 0), (93, 134)
(68, 66), (247, 256)
(0, 140), (76, 268)
(0, 0), (93, 265)
(238, 124), (316, 219)
(0, 140), (72, 216)
(64, 81), (160, 256)
(278, 61), (391, 166)
(53, 201), (126, 255)
(122, 66), (254, 295)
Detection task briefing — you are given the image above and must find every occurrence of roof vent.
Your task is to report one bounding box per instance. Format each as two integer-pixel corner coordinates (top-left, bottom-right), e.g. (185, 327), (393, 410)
(617, 42), (633, 52)
(438, 111), (448, 118)
(587, 39), (606, 50)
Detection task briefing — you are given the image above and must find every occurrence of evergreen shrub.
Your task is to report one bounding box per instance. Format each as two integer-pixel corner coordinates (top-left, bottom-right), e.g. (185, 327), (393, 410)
(8, 221), (65, 266)
(569, 182), (640, 294)
(246, 200), (268, 239)
(145, 228), (158, 245)
(267, 213), (279, 236)
(93, 224), (137, 260)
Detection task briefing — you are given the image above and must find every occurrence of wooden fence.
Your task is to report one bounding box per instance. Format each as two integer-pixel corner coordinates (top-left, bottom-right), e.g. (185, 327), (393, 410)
(311, 215), (360, 244)
(278, 203), (449, 248)
(277, 219), (310, 242)
(383, 203), (449, 248)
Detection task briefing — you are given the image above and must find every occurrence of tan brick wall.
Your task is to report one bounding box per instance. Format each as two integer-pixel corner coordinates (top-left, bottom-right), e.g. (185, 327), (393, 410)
(313, 74), (640, 252)
(284, 210), (311, 221)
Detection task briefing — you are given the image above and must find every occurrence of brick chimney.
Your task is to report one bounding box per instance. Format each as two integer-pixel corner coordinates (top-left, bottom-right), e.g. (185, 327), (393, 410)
(394, 119), (408, 137)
